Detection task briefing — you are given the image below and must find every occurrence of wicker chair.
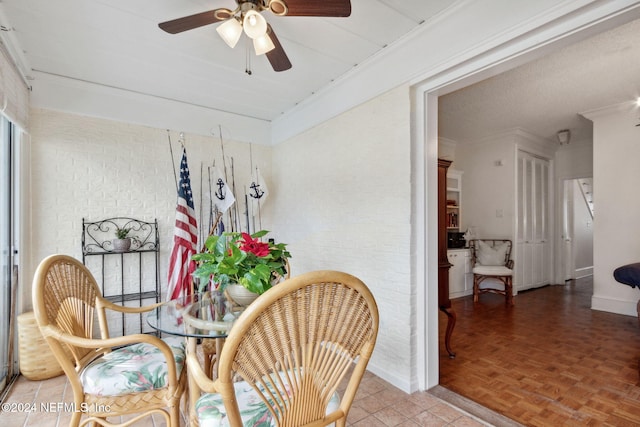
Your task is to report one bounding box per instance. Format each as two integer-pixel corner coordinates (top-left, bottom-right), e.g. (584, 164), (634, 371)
(201, 258), (292, 378)
(186, 270), (379, 426)
(469, 239), (515, 305)
(32, 254), (186, 427)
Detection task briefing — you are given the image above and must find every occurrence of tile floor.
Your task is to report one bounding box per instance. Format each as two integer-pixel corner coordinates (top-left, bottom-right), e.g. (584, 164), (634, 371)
(2, 370), (497, 426)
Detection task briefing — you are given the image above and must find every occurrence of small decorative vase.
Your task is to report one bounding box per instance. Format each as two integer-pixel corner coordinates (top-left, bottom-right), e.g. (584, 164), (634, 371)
(112, 238), (131, 252)
(226, 284), (259, 307)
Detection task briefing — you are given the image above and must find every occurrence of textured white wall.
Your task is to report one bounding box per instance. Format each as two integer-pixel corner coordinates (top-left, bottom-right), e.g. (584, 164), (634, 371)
(456, 136), (516, 239)
(555, 141), (594, 179)
(270, 86), (413, 391)
(28, 108), (272, 309)
(588, 102), (640, 316)
(28, 91), (416, 390)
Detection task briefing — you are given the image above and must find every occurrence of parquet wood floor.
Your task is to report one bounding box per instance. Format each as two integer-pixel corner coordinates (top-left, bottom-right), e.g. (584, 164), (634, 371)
(439, 277), (640, 426)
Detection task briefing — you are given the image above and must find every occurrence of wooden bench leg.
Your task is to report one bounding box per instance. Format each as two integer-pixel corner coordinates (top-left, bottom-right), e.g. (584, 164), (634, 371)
(506, 277), (514, 306)
(637, 299), (640, 382)
(473, 275), (479, 303)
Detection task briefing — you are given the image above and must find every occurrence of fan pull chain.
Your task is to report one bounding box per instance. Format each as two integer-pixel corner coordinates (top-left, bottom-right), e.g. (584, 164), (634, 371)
(245, 38), (252, 75)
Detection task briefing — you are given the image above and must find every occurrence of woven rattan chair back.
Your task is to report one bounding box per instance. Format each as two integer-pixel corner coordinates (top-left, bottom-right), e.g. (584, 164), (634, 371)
(202, 258), (293, 377)
(34, 255), (103, 368)
(189, 270), (379, 427)
(32, 254), (185, 427)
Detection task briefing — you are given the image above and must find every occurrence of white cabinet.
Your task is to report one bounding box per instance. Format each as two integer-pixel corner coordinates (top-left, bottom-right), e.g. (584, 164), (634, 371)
(447, 248), (472, 298)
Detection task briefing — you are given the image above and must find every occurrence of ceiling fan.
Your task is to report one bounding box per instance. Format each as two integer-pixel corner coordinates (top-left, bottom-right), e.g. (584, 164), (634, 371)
(158, 0), (352, 72)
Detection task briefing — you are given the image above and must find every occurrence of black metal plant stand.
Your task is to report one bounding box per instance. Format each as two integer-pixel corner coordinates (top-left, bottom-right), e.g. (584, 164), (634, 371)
(82, 217), (160, 336)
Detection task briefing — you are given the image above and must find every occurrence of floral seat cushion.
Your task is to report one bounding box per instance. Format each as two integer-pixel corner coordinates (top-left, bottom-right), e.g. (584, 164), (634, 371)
(196, 379), (340, 427)
(80, 336), (185, 396)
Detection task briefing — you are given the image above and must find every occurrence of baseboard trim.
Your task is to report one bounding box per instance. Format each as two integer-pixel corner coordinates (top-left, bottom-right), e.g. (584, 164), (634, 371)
(591, 295), (638, 317)
(575, 266), (593, 278)
(366, 362), (412, 393)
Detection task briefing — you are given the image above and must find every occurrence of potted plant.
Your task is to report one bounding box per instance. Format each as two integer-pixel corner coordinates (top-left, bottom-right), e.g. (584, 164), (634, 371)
(112, 227), (132, 252)
(192, 230), (291, 305)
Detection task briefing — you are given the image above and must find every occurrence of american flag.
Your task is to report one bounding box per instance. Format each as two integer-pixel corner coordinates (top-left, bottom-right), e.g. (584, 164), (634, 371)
(167, 148), (198, 301)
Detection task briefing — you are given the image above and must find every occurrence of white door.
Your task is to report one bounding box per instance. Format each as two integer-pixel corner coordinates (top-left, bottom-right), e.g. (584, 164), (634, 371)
(516, 151), (551, 291)
(562, 179), (575, 281)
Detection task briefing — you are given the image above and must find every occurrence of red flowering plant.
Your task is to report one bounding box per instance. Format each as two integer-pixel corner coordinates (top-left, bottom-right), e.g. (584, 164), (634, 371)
(192, 230), (291, 294)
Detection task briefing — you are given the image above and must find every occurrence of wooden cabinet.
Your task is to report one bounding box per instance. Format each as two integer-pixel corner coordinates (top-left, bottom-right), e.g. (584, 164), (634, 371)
(438, 159), (456, 358)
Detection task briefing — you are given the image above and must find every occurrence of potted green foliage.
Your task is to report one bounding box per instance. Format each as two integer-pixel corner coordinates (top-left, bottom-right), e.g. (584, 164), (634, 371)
(112, 227), (132, 252)
(192, 230), (291, 305)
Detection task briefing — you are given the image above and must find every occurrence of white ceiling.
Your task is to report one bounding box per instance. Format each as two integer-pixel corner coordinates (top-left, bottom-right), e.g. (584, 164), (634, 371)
(1, 1), (638, 145)
(438, 17), (640, 145)
(0, 0), (457, 121)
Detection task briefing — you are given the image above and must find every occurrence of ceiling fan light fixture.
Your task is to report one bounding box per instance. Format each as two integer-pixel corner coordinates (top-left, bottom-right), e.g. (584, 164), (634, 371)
(216, 18), (243, 48)
(160, 0), (352, 72)
(243, 10), (268, 39)
(253, 34), (275, 55)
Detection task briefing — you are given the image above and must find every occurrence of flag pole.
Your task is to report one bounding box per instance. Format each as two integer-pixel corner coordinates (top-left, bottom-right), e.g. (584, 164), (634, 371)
(166, 130), (179, 193)
(248, 144), (254, 233)
(227, 157), (235, 232)
(256, 166), (263, 231)
(200, 211), (223, 253)
(219, 125), (228, 182)
(218, 125), (233, 231)
(244, 188), (250, 234)
(208, 165), (214, 231)
(199, 162), (204, 246)
(248, 143), (266, 234)
(230, 157), (240, 232)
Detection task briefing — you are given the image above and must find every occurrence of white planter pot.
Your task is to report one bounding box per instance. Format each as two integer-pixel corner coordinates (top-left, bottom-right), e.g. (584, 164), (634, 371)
(226, 284), (259, 307)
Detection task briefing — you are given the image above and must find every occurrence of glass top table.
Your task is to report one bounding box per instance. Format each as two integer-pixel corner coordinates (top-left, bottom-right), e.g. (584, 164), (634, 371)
(146, 290), (243, 338)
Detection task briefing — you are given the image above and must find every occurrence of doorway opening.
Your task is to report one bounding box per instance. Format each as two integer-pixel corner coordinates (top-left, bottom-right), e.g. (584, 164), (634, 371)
(562, 177), (594, 282)
(416, 5), (638, 392)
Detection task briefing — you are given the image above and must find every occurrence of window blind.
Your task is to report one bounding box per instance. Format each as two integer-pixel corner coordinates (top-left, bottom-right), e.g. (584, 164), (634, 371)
(0, 43), (29, 131)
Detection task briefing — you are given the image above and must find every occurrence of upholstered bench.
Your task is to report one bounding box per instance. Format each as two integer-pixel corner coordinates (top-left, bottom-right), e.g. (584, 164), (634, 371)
(613, 262), (640, 324)
(613, 262), (640, 380)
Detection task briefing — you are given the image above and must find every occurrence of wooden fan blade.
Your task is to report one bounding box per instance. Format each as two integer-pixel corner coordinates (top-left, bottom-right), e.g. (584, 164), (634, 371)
(281, 0), (351, 17)
(265, 25), (292, 72)
(158, 9), (232, 34)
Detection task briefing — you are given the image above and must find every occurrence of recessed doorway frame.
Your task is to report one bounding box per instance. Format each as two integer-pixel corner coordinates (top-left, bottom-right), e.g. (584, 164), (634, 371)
(412, 3), (640, 391)
(560, 176), (595, 283)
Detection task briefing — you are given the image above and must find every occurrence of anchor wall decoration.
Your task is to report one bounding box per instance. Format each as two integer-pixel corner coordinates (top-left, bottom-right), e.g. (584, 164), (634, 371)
(215, 178), (227, 200)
